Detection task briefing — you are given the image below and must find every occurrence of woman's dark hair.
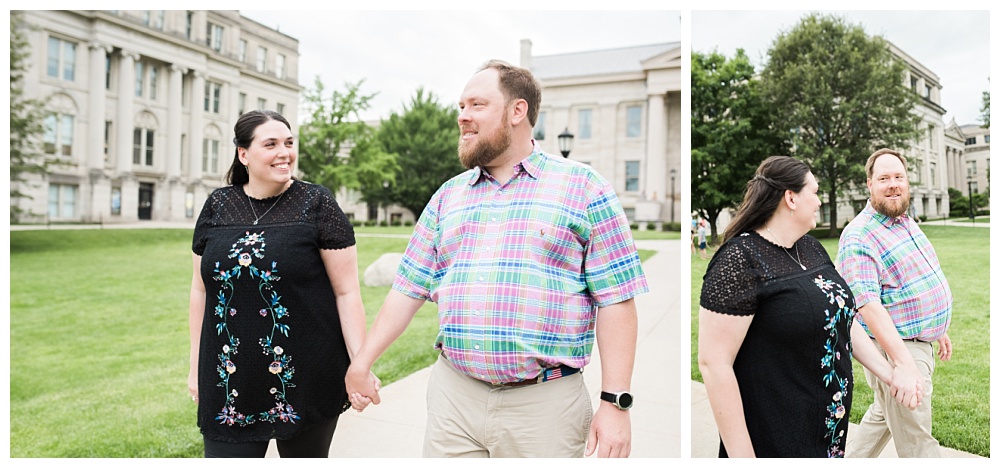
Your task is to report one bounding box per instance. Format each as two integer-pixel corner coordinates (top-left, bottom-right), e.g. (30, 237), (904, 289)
(722, 156), (812, 243)
(225, 110), (292, 186)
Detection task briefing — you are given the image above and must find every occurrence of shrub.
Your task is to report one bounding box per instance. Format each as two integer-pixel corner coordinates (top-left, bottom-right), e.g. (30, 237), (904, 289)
(404, 220), (414, 227)
(379, 220), (389, 227)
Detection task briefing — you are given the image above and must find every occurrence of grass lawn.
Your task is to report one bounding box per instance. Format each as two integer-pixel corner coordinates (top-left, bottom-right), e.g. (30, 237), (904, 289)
(689, 225), (990, 457)
(10, 228), (659, 457)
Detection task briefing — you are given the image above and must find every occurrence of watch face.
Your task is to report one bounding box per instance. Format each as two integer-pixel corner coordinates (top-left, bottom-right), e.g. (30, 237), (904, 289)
(618, 392), (633, 409)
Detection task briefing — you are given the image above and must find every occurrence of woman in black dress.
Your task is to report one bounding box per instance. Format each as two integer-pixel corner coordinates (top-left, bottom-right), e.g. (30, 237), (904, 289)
(697, 156), (922, 458)
(187, 110), (375, 457)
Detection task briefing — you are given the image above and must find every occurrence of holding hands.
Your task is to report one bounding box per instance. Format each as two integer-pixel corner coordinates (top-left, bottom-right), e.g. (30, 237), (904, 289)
(887, 363), (924, 410)
(346, 365), (382, 412)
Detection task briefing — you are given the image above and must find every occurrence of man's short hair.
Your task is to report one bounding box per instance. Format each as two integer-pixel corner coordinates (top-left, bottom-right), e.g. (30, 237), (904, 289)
(476, 59), (541, 127)
(866, 148), (908, 179)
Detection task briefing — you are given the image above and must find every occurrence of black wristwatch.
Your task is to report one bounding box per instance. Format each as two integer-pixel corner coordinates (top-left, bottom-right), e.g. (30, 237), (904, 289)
(600, 391), (634, 410)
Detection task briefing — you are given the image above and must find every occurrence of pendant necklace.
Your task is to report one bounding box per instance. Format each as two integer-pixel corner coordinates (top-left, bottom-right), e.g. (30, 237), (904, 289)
(246, 185), (286, 225)
(766, 226), (806, 270)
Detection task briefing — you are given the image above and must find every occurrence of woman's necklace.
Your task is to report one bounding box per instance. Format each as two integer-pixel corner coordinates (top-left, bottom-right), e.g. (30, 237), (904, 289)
(765, 226), (806, 270)
(246, 186), (286, 225)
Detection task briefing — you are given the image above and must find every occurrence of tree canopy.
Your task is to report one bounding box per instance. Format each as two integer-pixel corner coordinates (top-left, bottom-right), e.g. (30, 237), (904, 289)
(691, 49), (789, 241)
(297, 78), (398, 199)
(10, 11), (47, 223)
(377, 87), (462, 217)
(760, 13), (922, 233)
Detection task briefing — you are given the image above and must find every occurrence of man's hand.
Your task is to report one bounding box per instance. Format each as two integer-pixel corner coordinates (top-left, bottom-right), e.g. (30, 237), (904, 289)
(936, 333), (953, 361)
(585, 403), (631, 458)
(888, 363), (924, 410)
(345, 364), (381, 411)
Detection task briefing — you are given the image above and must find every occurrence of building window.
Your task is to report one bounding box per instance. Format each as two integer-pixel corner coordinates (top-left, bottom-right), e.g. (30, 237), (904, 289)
(966, 137), (977, 145)
(578, 109), (592, 139)
(927, 124), (936, 150)
(204, 81), (221, 113)
(149, 65), (158, 100)
(135, 61), (144, 97)
(105, 53), (112, 90)
(238, 40), (247, 63)
(256, 46), (267, 73)
(104, 121), (112, 162)
(970, 160), (978, 175)
(623, 207), (635, 222)
(276, 103), (285, 115)
(186, 12), (193, 40)
(985, 135), (991, 144)
(47, 37), (77, 81)
(111, 187), (122, 215)
(534, 111), (546, 140)
(48, 184), (78, 219)
(276, 54), (285, 79)
(146, 10), (164, 30)
(207, 23), (223, 52)
(239, 93), (247, 115)
(203, 138), (220, 173)
(924, 84), (932, 99)
(930, 161), (936, 186)
(626, 105), (642, 138)
(133, 128), (155, 166)
(44, 113), (74, 157)
(910, 76), (918, 91)
(257, 98), (267, 110)
(625, 161), (640, 192)
(971, 182), (979, 194)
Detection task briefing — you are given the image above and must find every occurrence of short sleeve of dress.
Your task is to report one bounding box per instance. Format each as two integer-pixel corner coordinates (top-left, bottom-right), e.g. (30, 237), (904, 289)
(314, 185), (356, 250)
(192, 191), (216, 256)
(700, 237), (759, 316)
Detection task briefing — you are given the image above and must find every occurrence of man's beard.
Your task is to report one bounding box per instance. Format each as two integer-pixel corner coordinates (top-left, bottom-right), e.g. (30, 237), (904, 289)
(872, 190), (910, 218)
(458, 114), (511, 170)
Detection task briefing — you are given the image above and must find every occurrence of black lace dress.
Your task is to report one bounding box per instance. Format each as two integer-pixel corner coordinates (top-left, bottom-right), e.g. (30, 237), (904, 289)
(700, 231), (857, 458)
(192, 180), (354, 443)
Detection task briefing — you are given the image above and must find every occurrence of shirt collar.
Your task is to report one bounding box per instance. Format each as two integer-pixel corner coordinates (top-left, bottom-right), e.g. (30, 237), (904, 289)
(466, 139), (545, 186)
(863, 199), (910, 226)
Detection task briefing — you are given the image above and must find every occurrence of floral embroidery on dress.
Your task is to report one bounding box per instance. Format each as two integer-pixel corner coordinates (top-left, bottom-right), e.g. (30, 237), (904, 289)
(814, 275), (854, 458)
(210, 231), (299, 426)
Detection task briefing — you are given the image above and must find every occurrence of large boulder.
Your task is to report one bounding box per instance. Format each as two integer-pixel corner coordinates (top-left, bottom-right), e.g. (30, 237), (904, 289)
(363, 252), (404, 287)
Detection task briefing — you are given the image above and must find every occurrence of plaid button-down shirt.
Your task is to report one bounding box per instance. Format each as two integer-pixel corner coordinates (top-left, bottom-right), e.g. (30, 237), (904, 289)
(392, 143), (648, 384)
(836, 201), (952, 341)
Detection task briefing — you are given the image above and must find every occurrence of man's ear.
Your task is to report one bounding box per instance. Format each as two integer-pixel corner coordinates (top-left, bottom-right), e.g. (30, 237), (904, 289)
(509, 99), (529, 126)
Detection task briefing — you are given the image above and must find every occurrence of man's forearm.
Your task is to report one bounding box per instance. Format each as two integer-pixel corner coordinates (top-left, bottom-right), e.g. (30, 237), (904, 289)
(594, 298), (638, 392)
(857, 301), (916, 368)
(350, 288), (426, 371)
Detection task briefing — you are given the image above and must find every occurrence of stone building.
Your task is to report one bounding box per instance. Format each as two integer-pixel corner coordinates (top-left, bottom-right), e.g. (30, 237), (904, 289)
(14, 10), (300, 223)
(521, 40), (682, 228)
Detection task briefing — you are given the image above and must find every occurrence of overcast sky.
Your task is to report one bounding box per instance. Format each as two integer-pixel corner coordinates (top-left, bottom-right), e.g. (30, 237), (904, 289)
(691, 10), (991, 127)
(241, 9), (681, 122)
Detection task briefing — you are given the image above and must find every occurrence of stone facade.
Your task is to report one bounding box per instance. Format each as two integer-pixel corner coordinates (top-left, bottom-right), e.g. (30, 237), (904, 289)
(522, 40), (682, 228)
(14, 10), (300, 224)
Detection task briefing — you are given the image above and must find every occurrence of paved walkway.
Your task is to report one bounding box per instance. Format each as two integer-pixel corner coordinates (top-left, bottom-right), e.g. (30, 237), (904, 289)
(263, 238), (682, 457)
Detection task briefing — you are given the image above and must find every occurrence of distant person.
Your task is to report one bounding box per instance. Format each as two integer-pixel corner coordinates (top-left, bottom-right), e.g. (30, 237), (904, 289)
(345, 59), (648, 458)
(691, 217), (699, 255)
(697, 220), (709, 259)
(838, 148), (952, 458)
(188, 110), (375, 457)
(698, 156), (921, 458)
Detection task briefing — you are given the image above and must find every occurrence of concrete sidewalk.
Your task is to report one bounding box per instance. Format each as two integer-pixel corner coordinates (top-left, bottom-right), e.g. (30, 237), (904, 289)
(267, 239), (682, 457)
(690, 380), (981, 458)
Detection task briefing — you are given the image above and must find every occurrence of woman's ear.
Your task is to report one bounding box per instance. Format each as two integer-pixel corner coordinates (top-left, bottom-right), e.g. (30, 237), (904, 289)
(785, 190), (797, 211)
(237, 148), (247, 166)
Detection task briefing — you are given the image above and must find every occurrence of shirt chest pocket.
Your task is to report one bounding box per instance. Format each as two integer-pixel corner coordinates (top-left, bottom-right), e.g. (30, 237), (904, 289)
(526, 214), (586, 267)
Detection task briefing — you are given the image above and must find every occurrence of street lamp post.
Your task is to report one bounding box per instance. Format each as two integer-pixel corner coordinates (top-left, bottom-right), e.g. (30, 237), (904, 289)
(967, 175), (976, 224)
(670, 168), (676, 225)
(558, 128), (574, 158)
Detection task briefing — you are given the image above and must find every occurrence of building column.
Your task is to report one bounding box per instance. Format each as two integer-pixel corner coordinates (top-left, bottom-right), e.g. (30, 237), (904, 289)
(189, 71), (205, 182)
(115, 49), (138, 175)
(87, 41), (112, 223)
(645, 93), (667, 202)
(167, 64), (187, 221)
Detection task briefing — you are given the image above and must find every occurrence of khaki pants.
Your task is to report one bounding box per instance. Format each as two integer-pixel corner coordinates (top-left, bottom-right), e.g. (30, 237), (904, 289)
(846, 339), (941, 457)
(422, 354), (592, 458)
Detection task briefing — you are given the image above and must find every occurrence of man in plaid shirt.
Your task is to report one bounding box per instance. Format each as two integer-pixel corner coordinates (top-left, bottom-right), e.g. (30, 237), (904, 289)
(837, 148), (953, 458)
(345, 59), (648, 457)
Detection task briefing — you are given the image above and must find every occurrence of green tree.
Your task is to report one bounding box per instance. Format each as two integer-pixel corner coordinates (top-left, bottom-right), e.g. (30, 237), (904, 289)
(691, 49), (790, 241)
(981, 78), (990, 128)
(297, 78), (398, 200)
(9, 12), (47, 223)
(376, 87), (463, 217)
(760, 13), (922, 235)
